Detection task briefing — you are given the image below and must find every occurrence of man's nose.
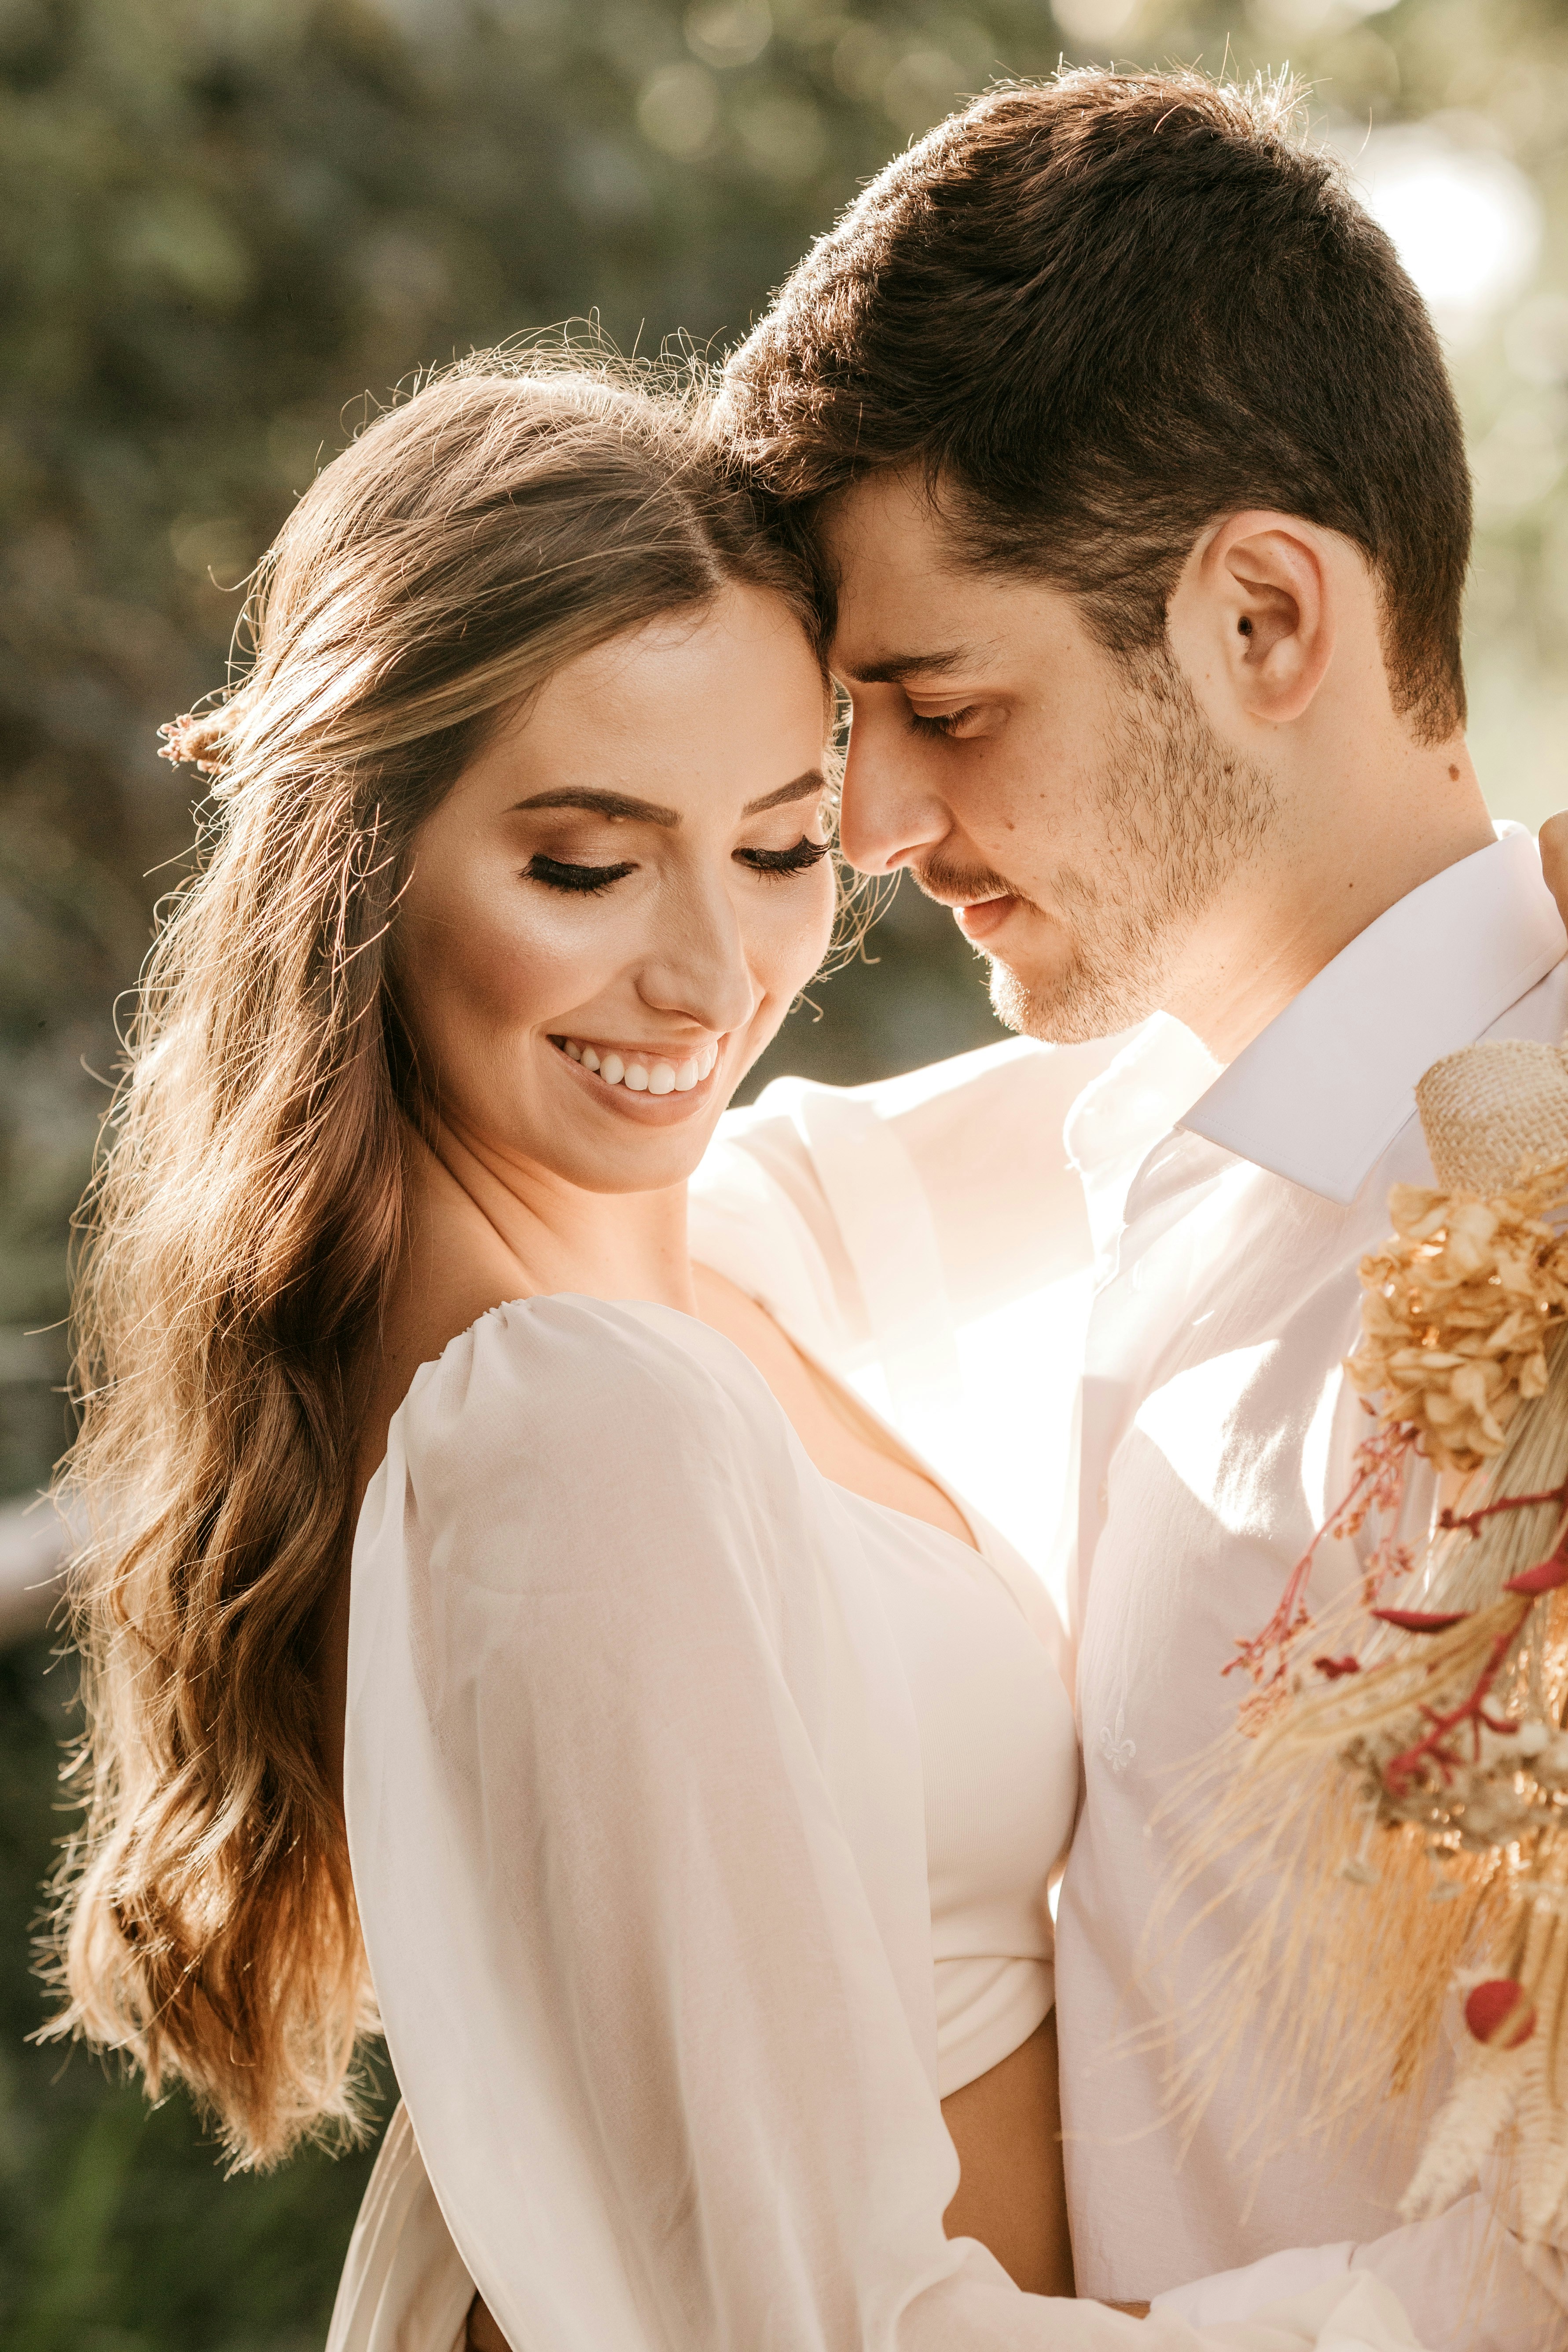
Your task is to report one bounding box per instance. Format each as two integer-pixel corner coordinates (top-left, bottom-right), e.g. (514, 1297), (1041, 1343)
(837, 703), (952, 877)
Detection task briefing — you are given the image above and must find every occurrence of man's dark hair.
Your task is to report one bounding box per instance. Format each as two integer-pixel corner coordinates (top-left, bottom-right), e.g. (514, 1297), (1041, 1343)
(720, 70), (1470, 742)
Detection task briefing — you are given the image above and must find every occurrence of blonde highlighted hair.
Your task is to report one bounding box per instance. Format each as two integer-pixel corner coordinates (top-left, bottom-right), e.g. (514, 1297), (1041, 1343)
(47, 353), (818, 2165)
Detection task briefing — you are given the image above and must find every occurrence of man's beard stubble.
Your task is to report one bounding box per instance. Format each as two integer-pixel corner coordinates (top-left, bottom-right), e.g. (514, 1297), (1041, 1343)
(921, 651), (1278, 1046)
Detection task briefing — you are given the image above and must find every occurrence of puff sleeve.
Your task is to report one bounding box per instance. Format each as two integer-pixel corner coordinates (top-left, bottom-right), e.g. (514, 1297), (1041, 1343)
(342, 1295), (1428, 2352)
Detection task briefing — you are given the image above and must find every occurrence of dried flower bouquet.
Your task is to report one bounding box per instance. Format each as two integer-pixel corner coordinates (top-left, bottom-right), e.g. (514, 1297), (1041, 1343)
(1167, 1038), (1568, 2247)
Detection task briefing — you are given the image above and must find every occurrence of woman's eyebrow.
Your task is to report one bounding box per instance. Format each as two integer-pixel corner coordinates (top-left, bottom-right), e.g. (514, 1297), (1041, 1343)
(508, 788), (680, 826)
(508, 770), (825, 827)
(742, 769), (828, 817)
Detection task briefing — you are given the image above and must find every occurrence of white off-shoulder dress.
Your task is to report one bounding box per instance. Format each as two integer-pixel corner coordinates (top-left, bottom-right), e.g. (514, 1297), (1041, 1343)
(328, 1290), (1423, 2352)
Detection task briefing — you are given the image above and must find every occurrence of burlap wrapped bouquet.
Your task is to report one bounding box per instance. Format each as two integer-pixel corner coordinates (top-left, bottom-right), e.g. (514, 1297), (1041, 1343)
(1172, 1036), (1568, 2243)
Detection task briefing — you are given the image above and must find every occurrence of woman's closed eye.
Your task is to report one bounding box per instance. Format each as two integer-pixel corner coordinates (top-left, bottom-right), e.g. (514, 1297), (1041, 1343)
(736, 835), (831, 878)
(526, 835), (830, 897)
(526, 853), (637, 896)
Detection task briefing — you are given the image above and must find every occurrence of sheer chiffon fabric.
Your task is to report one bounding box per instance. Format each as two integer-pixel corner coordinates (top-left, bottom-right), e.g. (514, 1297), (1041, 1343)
(331, 1293), (1425, 2352)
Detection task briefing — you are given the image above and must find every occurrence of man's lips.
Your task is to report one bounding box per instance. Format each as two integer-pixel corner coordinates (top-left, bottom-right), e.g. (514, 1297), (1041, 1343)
(952, 894), (1020, 946)
(907, 865), (1028, 948)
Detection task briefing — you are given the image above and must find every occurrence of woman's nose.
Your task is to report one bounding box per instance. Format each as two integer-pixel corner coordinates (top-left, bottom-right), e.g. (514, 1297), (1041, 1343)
(636, 873), (758, 1036)
(836, 705), (951, 877)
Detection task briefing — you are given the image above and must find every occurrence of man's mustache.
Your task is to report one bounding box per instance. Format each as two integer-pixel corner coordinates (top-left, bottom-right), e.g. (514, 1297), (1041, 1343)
(908, 852), (1038, 915)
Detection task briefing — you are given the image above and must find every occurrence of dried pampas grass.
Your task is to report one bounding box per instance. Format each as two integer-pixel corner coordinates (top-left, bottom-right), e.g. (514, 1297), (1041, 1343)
(1162, 1040), (1568, 2244)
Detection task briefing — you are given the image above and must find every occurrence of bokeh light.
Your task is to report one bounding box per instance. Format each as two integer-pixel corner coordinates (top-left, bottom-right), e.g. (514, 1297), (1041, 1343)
(1337, 121), (1542, 345)
(1051, 0), (1140, 43)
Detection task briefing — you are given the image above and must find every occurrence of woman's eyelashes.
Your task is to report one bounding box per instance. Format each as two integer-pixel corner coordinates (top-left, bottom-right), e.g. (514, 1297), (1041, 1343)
(526, 853), (636, 896)
(525, 838), (830, 896)
(735, 835), (831, 878)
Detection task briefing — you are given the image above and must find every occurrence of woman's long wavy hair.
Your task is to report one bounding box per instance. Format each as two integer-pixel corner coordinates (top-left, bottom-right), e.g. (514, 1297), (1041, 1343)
(46, 353), (819, 2167)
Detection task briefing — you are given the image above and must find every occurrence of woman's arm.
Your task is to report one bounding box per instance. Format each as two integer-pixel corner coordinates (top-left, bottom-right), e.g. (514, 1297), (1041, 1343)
(344, 1296), (1428, 2352)
(348, 1295), (956, 2352)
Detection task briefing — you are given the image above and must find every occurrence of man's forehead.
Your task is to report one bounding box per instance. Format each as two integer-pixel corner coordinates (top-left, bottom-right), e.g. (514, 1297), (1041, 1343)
(819, 472), (980, 676)
(822, 479), (1085, 682)
(818, 464), (958, 575)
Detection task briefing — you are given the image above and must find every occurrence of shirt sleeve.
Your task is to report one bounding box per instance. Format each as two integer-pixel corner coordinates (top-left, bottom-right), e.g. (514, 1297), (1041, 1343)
(325, 2104), (472, 2352)
(1152, 2195), (1565, 2351)
(690, 1034), (1127, 1381)
(1349, 2196), (1566, 2352)
(343, 1295), (1433, 2352)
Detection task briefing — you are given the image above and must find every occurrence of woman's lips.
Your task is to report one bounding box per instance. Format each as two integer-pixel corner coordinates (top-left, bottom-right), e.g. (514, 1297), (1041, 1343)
(953, 895), (1018, 946)
(548, 1034), (723, 1122)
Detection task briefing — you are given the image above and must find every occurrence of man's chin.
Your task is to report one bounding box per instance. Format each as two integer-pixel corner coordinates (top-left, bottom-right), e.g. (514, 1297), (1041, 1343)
(987, 950), (1157, 1047)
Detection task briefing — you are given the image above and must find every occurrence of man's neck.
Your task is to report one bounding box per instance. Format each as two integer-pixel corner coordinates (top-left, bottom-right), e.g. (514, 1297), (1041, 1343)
(1164, 740), (1495, 1065)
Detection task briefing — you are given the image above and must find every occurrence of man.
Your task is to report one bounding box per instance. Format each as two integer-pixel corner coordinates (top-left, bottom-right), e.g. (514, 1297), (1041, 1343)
(694, 65), (1568, 2349)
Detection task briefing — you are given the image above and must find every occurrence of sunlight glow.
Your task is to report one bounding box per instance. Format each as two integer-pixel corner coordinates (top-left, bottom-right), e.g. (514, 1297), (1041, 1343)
(1337, 125), (1541, 346)
(1052, 0), (1140, 43)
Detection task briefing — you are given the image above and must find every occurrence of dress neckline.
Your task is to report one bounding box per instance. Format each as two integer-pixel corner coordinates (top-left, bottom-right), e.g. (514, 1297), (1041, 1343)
(388, 1286), (992, 1579)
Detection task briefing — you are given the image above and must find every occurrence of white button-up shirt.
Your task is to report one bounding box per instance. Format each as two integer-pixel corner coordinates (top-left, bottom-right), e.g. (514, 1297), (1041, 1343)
(691, 827), (1568, 2349)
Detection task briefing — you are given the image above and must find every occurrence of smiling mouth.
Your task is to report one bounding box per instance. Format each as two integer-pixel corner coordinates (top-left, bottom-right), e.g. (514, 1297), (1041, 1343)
(550, 1034), (720, 1096)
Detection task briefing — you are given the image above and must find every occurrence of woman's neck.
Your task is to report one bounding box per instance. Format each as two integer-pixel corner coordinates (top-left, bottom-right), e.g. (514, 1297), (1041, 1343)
(411, 1118), (698, 1317)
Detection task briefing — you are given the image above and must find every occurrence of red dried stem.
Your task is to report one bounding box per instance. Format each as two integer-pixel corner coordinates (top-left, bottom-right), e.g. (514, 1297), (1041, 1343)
(1228, 1425), (1416, 1689)
(1381, 1604), (1532, 1797)
(1361, 1537), (1416, 1608)
(1438, 1481), (1568, 1538)
(1380, 1513), (1568, 1795)
(1226, 1525), (1337, 1688)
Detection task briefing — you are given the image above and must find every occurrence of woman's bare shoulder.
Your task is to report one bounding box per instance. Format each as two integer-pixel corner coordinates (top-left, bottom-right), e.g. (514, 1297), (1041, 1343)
(350, 1166), (532, 1509)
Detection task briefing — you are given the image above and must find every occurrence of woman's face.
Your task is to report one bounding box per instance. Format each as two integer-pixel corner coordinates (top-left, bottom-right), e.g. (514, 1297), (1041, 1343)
(397, 584), (835, 1195)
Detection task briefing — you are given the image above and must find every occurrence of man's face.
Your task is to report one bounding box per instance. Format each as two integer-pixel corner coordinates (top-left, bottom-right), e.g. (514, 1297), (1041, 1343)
(821, 468), (1277, 1043)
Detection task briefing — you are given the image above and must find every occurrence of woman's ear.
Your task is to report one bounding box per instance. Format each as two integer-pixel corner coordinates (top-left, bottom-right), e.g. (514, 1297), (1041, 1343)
(1170, 509), (1337, 728)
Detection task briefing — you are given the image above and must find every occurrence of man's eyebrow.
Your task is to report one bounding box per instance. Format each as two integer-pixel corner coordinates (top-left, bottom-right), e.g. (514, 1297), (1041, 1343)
(838, 649), (972, 686)
(742, 769), (828, 816)
(507, 788), (681, 827)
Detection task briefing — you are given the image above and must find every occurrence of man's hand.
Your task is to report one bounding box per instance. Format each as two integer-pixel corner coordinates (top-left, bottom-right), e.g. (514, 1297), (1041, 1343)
(1539, 813), (1568, 930)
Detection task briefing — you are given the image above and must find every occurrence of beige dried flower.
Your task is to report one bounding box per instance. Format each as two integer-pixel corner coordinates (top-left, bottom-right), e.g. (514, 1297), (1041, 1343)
(1347, 1164), (1568, 1472)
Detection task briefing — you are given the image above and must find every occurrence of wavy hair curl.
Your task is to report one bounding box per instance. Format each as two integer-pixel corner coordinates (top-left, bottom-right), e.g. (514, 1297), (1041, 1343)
(47, 352), (819, 2165)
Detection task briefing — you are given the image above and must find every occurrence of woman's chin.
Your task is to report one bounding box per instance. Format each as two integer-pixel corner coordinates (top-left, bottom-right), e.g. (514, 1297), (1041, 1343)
(558, 1123), (720, 1196)
(508, 1051), (729, 1195)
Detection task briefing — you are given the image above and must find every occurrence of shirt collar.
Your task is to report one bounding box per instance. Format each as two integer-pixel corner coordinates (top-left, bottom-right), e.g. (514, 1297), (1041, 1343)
(1064, 1015), (1222, 1256)
(1179, 825), (1566, 1207)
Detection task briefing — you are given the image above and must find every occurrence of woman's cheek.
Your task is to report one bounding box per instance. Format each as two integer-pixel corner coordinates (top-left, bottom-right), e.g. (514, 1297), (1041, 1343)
(788, 868), (838, 989)
(409, 887), (599, 1124)
(747, 870), (837, 1008)
(463, 885), (611, 1031)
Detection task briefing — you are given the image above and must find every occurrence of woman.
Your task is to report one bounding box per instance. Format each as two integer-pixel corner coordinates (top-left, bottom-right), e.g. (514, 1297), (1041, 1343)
(51, 357), (1417, 2352)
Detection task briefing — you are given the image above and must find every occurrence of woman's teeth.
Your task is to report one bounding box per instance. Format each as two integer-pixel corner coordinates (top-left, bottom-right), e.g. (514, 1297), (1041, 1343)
(561, 1038), (718, 1094)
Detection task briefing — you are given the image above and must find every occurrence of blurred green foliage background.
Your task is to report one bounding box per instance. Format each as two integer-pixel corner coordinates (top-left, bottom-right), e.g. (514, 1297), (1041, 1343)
(1, 0), (1566, 2341)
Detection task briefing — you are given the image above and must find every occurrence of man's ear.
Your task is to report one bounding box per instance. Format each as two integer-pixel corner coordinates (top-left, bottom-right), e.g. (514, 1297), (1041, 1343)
(1170, 510), (1336, 728)
(1538, 813), (1568, 932)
